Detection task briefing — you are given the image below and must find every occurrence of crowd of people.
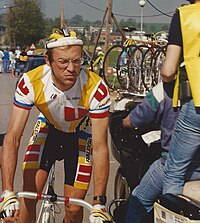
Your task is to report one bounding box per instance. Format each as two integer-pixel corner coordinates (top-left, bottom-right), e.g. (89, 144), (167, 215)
(0, 0), (200, 222)
(0, 47), (30, 77)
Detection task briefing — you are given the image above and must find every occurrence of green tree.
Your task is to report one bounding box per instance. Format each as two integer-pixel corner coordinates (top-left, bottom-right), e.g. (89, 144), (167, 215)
(5, 0), (46, 47)
(120, 18), (137, 30)
(70, 15), (84, 25)
(45, 17), (61, 36)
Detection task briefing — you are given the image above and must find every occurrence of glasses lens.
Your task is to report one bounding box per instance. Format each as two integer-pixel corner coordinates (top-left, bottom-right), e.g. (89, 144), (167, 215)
(54, 58), (83, 68)
(73, 58), (84, 65)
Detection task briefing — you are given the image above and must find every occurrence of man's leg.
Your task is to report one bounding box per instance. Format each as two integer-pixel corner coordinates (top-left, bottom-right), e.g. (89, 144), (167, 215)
(163, 100), (200, 195)
(18, 169), (48, 223)
(63, 184), (87, 223)
(125, 159), (164, 223)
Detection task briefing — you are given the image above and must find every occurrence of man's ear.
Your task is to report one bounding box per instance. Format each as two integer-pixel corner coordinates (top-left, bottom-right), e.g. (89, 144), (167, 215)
(44, 54), (51, 66)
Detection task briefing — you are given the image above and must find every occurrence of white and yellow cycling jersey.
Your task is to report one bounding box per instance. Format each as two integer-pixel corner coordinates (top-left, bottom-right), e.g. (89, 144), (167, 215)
(14, 64), (111, 133)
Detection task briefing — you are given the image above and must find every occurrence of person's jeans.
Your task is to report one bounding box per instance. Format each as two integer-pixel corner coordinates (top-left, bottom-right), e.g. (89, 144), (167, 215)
(125, 141), (200, 223)
(125, 159), (164, 223)
(163, 99), (200, 195)
(3, 59), (9, 73)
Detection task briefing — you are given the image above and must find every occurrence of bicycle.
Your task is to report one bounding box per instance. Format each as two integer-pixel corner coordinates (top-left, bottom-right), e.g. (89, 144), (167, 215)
(102, 28), (167, 94)
(0, 162), (113, 223)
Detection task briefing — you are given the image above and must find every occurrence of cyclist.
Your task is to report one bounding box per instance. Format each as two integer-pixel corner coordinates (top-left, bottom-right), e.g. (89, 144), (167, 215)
(161, 0), (200, 195)
(0, 29), (112, 223)
(92, 46), (104, 77)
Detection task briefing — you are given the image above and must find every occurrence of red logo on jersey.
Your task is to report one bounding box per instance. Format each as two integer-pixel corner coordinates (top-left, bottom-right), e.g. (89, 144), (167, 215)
(18, 78), (29, 95)
(94, 83), (107, 101)
(64, 107), (88, 121)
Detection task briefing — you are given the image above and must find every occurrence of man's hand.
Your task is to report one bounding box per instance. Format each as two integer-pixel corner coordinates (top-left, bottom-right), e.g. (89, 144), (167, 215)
(89, 204), (112, 223)
(0, 190), (19, 222)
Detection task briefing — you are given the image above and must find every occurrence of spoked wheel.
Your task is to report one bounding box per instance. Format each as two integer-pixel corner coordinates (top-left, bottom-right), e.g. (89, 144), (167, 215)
(103, 45), (125, 91)
(152, 46), (166, 85)
(141, 46), (157, 91)
(114, 166), (130, 203)
(116, 47), (132, 91)
(127, 44), (148, 94)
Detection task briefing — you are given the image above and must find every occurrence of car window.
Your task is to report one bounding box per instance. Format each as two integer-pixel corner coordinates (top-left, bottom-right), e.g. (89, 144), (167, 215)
(25, 57), (46, 72)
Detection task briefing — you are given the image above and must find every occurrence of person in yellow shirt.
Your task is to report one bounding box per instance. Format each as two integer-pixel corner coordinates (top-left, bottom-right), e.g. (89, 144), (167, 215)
(161, 0), (200, 195)
(92, 46), (104, 77)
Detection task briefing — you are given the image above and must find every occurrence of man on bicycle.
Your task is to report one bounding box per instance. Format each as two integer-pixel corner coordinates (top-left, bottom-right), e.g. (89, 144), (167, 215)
(0, 29), (112, 223)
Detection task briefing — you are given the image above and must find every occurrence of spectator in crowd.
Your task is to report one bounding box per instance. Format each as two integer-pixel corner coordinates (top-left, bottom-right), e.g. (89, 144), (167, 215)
(3, 48), (10, 73)
(92, 46), (104, 77)
(0, 49), (4, 73)
(9, 48), (17, 77)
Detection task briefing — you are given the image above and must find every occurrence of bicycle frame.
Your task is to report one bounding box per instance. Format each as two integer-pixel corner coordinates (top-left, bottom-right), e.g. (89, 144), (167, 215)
(36, 163), (56, 223)
(0, 162), (112, 223)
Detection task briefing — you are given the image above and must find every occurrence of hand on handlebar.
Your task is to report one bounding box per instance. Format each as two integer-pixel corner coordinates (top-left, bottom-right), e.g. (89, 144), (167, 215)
(89, 204), (113, 223)
(0, 190), (19, 222)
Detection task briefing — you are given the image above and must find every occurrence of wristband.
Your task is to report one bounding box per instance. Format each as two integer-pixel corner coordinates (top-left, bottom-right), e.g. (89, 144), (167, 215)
(93, 195), (107, 205)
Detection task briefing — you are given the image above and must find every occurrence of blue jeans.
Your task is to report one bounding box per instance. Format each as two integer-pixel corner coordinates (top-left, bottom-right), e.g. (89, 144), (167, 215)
(125, 142), (200, 223)
(163, 100), (200, 195)
(125, 159), (164, 223)
(3, 59), (9, 73)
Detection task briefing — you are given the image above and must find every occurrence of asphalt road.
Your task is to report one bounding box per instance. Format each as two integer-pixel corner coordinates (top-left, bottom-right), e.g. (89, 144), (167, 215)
(0, 72), (119, 222)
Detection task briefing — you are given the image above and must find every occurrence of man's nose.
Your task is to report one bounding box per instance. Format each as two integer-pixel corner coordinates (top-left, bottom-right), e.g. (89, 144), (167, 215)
(66, 61), (75, 71)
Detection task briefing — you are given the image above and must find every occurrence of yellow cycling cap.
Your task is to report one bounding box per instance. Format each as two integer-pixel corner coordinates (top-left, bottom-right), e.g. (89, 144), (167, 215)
(46, 29), (83, 49)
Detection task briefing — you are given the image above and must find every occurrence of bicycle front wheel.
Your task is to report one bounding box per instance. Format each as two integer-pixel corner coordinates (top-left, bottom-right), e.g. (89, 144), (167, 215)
(114, 166), (130, 203)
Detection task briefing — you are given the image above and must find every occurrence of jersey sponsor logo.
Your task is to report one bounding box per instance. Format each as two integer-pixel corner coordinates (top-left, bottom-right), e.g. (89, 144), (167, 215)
(64, 107), (88, 121)
(94, 83), (107, 101)
(85, 137), (92, 163)
(18, 78), (29, 95)
(30, 119), (42, 144)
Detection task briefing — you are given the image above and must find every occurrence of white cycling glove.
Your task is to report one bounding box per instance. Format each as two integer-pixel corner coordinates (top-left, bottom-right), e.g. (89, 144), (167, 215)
(0, 190), (19, 219)
(89, 204), (112, 223)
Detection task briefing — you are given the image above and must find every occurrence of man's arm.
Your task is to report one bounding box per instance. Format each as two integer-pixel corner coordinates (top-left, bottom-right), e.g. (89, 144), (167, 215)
(91, 116), (109, 203)
(161, 44), (182, 82)
(123, 82), (167, 129)
(1, 105), (30, 191)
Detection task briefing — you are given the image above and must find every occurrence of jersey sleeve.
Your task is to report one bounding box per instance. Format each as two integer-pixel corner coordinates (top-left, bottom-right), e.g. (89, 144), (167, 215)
(13, 73), (34, 110)
(89, 80), (111, 118)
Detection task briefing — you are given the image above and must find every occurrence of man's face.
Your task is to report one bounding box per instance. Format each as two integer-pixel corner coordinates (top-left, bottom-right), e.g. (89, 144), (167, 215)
(46, 45), (83, 91)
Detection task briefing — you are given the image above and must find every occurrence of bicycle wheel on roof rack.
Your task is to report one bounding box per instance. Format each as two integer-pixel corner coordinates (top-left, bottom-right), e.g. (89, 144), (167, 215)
(152, 46), (166, 85)
(141, 45), (157, 91)
(103, 44), (125, 91)
(127, 44), (149, 94)
(116, 46), (133, 91)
